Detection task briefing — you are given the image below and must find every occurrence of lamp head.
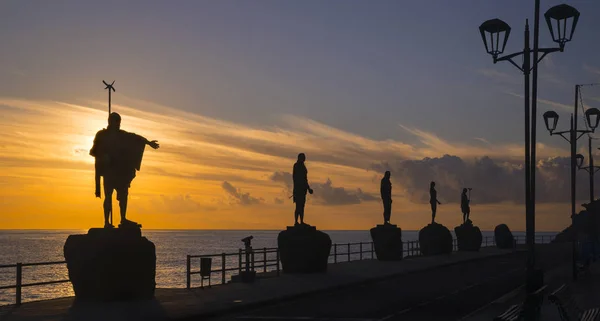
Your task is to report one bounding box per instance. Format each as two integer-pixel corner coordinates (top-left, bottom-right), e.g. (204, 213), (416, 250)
(576, 153), (585, 169)
(543, 110), (559, 133)
(544, 4), (580, 51)
(479, 19), (511, 61)
(585, 108), (600, 131)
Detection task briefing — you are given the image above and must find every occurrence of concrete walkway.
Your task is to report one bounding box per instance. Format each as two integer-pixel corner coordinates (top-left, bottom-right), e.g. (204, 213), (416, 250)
(462, 260), (600, 321)
(0, 248), (514, 321)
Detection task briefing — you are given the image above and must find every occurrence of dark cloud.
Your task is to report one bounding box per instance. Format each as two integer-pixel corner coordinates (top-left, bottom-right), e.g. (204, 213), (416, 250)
(312, 178), (361, 206)
(357, 188), (378, 202)
(274, 197), (284, 205)
(270, 171), (293, 191)
(270, 172), (377, 206)
(144, 194), (217, 214)
(221, 181), (263, 205)
(371, 154), (597, 205)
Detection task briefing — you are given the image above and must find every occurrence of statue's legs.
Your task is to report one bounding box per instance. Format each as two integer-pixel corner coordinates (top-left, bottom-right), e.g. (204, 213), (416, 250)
(115, 187), (129, 223)
(103, 182), (114, 227)
(431, 202), (437, 224)
(383, 199), (391, 223)
(294, 195), (306, 224)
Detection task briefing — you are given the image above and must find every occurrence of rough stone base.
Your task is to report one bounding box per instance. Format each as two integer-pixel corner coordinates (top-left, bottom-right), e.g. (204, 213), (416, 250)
(370, 224), (403, 261)
(494, 224), (515, 249)
(64, 227), (156, 301)
(419, 223), (453, 255)
(278, 224), (332, 273)
(454, 220), (482, 251)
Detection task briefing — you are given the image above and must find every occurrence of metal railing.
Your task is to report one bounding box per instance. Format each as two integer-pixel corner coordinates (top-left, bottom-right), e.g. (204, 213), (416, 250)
(185, 235), (557, 289)
(0, 261), (69, 306)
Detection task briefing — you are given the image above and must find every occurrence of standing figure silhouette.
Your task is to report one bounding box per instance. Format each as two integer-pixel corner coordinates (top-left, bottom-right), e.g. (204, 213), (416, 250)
(461, 188), (471, 223)
(380, 171), (392, 224)
(292, 153), (313, 225)
(429, 181), (441, 224)
(90, 112), (160, 228)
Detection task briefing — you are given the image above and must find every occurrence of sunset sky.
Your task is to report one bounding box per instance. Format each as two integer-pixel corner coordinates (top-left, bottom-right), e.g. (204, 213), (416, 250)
(1, 1), (600, 231)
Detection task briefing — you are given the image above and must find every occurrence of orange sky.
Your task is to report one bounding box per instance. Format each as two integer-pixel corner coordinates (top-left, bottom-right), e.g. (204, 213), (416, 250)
(0, 96), (578, 231)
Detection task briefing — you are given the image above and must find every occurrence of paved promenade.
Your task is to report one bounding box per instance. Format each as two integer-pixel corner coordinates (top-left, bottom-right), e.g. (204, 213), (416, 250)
(463, 257), (600, 321)
(0, 247), (517, 321)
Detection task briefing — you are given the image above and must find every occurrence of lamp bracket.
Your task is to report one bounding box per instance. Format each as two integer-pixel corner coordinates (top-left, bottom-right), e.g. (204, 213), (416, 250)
(495, 51), (525, 73)
(532, 47), (562, 69)
(576, 130), (593, 141)
(554, 131), (571, 143)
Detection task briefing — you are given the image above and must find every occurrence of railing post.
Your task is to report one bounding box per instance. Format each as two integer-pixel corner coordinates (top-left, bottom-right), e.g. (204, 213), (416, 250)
(360, 243), (363, 260)
(186, 255), (191, 289)
(334, 244), (337, 263)
(276, 248), (280, 276)
(16, 263), (22, 305)
(263, 247), (267, 273)
(347, 243), (351, 262)
(238, 249), (243, 274)
(221, 253), (226, 284)
(371, 242), (374, 259)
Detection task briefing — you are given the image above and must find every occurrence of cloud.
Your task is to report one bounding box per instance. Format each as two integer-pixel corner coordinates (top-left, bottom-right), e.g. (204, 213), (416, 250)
(270, 171), (377, 206)
(584, 64), (600, 76)
(270, 171), (293, 191)
(274, 197), (284, 205)
(371, 154), (597, 205)
(356, 188), (378, 202)
(506, 92), (572, 111)
(476, 68), (520, 85)
(143, 194), (217, 214)
(399, 124), (564, 160)
(221, 181), (263, 205)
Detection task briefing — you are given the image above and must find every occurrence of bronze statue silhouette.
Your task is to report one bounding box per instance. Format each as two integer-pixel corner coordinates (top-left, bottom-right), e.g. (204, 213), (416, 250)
(461, 188), (471, 224)
(292, 153), (313, 225)
(380, 171), (392, 224)
(429, 181), (441, 224)
(89, 112), (160, 228)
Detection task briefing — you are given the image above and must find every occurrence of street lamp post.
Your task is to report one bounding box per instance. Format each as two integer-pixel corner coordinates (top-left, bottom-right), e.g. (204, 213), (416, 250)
(543, 101), (600, 280)
(478, 1), (580, 294)
(577, 136), (600, 202)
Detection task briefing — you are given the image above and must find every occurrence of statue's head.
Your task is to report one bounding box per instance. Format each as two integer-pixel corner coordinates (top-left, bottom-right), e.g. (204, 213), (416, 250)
(108, 112), (121, 130)
(384, 171), (391, 179)
(297, 153), (306, 162)
(463, 188), (467, 194)
(430, 181), (435, 188)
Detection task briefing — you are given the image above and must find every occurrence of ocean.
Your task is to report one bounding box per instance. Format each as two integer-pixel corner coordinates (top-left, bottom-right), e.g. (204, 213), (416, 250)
(0, 229), (557, 306)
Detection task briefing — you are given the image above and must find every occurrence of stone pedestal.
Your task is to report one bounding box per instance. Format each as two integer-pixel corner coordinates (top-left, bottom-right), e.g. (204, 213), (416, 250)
(419, 223), (453, 255)
(64, 227), (156, 301)
(454, 220), (482, 251)
(277, 224), (331, 273)
(370, 224), (403, 261)
(494, 224), (515, 249)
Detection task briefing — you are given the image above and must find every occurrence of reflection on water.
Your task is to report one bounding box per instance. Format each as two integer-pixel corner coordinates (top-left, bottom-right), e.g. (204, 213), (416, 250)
(0, 229), (556, 305)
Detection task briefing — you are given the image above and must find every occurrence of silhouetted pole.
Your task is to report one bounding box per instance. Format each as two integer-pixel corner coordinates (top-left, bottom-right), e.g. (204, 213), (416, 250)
(570, 114), (577, 281)
(103, 80), (116, 115)
(589, 137), (594, 202)
(523, 19), (534, 290)
(480, 0), (582, 300)
(102, 80), (116, 225)
(544, 85), (600, 281)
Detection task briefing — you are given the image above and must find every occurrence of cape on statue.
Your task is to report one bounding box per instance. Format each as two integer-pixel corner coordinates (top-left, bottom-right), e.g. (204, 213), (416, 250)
(90, 128), (147, 192)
